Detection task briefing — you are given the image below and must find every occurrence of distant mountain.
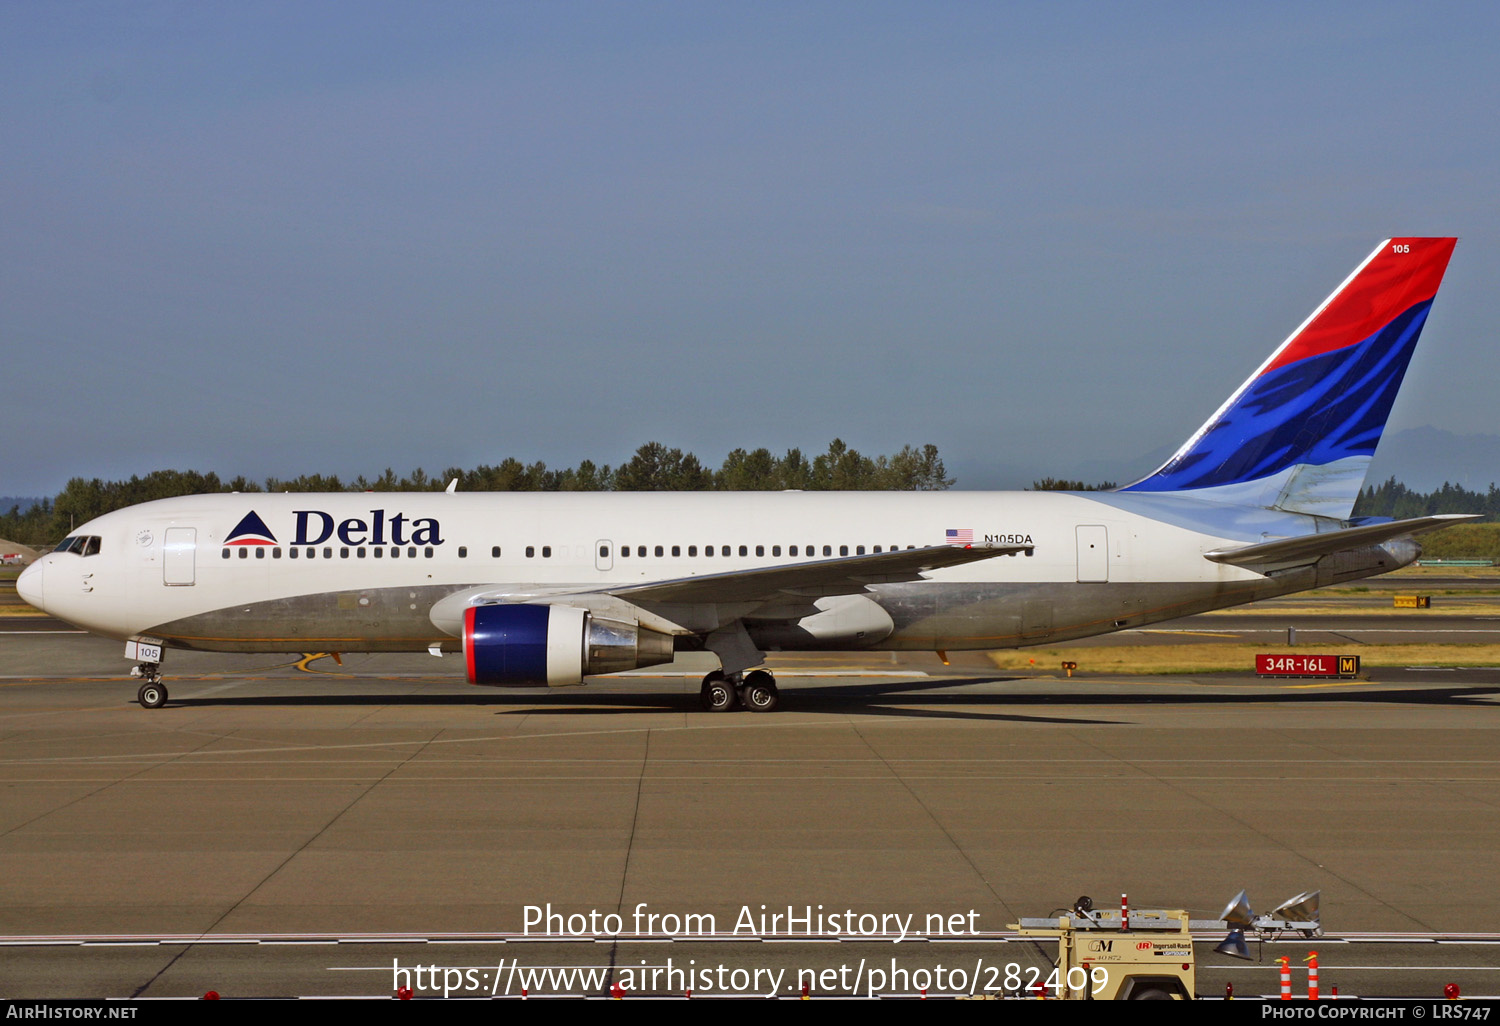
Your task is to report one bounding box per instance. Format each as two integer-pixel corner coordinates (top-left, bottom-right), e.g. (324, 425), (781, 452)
(1368, 428), (1500, 493)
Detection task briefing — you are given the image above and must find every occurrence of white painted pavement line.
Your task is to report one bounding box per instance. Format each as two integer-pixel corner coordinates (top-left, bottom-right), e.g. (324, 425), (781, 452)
(8, 930), (1500, 945)
(603, 670), (930, 677)
(1134, 627), (1500, 635)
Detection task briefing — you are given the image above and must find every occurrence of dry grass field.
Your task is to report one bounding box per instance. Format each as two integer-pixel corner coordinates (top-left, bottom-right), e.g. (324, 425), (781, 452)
(989, 642), (1500, 675)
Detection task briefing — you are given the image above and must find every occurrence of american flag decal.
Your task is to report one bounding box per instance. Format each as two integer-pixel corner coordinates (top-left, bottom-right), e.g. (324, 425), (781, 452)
(945, 528), (973, 545)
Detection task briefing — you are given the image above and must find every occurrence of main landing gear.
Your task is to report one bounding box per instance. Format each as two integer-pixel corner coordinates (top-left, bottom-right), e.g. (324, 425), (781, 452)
(131, 663), (167, 709)
(699, 669), (779, 713)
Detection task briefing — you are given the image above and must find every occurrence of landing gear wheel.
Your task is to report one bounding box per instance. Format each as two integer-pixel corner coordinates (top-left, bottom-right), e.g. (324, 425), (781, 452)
(741, 670), (779, 713)
(137, 681), (168, 709)
(699, 671), (737, 712)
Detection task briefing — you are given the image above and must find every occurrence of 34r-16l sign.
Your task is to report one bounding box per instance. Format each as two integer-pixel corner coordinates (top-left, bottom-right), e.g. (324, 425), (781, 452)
(1256, 654), (1360, 678)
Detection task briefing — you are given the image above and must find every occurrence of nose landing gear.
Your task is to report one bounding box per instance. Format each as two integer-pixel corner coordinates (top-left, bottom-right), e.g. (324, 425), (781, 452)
(131, 663), (167, 708)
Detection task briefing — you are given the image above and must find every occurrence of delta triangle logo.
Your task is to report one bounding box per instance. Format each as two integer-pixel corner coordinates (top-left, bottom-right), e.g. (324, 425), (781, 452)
(224, 510), (278, 546)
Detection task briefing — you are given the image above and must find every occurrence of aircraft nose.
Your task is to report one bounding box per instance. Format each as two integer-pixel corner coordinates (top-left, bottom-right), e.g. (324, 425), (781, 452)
(16, 560), (43, 610)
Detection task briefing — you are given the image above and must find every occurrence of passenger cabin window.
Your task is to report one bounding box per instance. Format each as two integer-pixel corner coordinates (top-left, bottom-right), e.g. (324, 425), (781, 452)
(823, 545), (832, 557)
(541, 546), (551, 558)
(238, 549), (248, 559)
(457, 546), (467, 558)
(526, 546), (535, 558)
(221, 549), (229, 559)
(256, 548), (266, 559)
(789, 546), (797, 556)
(772, 545), (781, 556)
(290, 548), (298, 559)
(323, 547), (333, 558)
(739, 545), (748, 557)
(688, 545), (697, 557)
(425, 547), (434, 558)
(621, 546), (630, 558)
(407, 546), (416, 558)
(655, 546), (664, 557)
(600, 545), (610, 558)
(704, 546), (713, 558)
(637, 546), (645, 557)
(492, 546), (501, 558)
(856, 545), (865, 555)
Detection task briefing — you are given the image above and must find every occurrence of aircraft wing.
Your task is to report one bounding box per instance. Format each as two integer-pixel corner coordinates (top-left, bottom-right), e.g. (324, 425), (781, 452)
(1203, 514), (1479, 571)
(606, 543), (1029, 605)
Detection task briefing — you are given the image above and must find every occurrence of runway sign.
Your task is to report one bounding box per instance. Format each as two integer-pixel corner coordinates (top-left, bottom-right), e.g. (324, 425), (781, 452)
(1256, 654), (1360, 678)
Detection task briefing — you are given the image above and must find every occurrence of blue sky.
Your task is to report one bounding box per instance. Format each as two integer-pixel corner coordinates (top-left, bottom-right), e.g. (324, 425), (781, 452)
(5, 2), (1496, 495)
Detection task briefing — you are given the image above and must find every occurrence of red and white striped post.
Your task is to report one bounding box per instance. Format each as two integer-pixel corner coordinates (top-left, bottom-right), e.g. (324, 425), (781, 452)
(1278, 957), (1292, 1000)
(1306, 951), (1319, 1000)
(1120, 893), (1129, 931)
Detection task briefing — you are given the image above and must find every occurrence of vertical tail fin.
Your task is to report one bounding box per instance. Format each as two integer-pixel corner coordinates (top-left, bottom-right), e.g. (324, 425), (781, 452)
(1121, 237), (1457, 518)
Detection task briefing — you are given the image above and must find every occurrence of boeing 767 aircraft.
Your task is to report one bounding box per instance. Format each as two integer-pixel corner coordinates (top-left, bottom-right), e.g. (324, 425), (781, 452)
(18, 237), (1467, 711)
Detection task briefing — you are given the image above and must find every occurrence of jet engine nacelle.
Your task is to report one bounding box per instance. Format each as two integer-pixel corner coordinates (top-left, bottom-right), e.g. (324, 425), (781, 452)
(462, 603), (675, 686)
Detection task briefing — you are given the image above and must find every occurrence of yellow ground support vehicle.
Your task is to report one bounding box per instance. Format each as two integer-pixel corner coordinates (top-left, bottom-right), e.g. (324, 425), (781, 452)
(1012, 891), (1321, 1000)
(1013, 904), (1195, 1000)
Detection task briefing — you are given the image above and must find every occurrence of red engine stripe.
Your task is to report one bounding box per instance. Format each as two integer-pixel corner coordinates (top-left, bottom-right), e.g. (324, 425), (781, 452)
(463, 606), (477, 684)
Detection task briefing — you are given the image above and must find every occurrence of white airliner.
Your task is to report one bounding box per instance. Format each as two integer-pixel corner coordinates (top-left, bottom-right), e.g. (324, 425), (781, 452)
(18, 238), (1469, 711)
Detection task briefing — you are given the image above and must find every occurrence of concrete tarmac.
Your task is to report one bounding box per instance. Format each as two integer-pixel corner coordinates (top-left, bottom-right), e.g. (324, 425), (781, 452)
(2, 627), (1499, 999)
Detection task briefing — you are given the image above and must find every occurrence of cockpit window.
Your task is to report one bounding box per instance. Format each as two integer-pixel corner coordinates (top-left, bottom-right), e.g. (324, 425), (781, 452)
(54, 537), (78, 553)
(53, 535), (101, 556)
(82, 536), (100, 557)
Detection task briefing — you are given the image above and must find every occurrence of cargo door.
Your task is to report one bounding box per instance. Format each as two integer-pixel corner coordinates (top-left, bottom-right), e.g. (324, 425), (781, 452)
(1076, 525), (1108, 583)
(1021, 600), (1052, 640)
(163, 528), (196, 586)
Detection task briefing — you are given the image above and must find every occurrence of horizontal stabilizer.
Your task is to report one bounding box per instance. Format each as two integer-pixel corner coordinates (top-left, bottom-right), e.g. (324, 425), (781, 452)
(1204, 514), (1479, 570)
(610, 542), (1028, 605)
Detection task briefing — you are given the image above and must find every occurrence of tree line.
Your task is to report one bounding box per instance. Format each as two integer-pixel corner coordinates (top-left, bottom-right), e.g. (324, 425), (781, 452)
(8, 461), (1499, 553)
(1351, 477), (1500, 521)
(0, 440), (953, 547)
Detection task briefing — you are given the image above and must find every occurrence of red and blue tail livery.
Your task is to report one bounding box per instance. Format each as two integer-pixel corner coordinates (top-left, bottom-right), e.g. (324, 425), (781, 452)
(1123, 238), (1457, 519)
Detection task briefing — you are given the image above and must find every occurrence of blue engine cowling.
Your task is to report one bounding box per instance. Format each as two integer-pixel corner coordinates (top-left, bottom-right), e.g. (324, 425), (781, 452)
(463, 603), (674, 686)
